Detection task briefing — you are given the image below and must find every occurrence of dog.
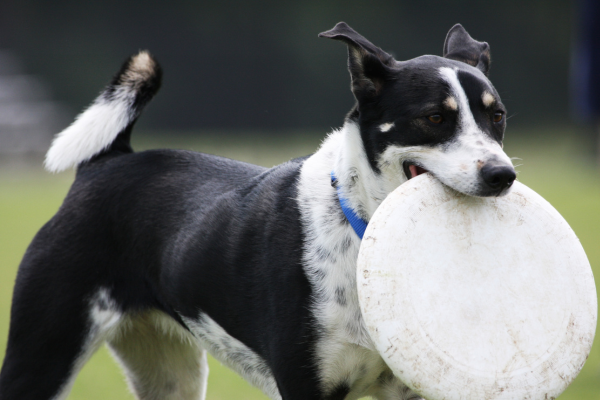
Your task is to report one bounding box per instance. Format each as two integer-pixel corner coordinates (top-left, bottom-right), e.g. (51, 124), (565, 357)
(0, 22), (515, 400)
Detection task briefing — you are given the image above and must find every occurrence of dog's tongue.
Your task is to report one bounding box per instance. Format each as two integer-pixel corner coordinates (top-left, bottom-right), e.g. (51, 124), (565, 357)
(409, 164), (428, 178)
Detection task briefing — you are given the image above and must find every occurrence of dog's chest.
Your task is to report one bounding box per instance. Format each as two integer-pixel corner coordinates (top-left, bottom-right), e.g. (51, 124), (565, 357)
(297, 143), (384, 394)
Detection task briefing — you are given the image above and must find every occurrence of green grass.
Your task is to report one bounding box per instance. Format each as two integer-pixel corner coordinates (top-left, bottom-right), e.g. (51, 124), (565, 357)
(0, 128), (599, 399)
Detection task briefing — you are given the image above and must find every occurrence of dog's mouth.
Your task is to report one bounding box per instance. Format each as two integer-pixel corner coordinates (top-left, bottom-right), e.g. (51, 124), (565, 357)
(403, 161), (429, 180)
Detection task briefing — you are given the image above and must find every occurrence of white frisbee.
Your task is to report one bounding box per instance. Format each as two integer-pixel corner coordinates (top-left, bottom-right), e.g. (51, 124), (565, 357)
(357, 174), (597, 400)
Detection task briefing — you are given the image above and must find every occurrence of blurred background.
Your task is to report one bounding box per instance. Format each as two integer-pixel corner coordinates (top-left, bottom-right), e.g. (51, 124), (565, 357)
(0, 0), (591, 143)
(0, 0), (599, 399)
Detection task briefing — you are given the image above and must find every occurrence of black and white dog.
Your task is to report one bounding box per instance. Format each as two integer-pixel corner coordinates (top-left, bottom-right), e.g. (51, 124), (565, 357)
(0, 22), (515, 400)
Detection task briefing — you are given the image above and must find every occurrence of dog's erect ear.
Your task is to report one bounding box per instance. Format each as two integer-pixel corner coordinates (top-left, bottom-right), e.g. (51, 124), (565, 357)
(319, 22), (395, 98)
(443, 24), (491, 76)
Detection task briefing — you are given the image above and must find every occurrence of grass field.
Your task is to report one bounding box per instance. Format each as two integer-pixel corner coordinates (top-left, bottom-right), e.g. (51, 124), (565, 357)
(0, 128), (599, 399)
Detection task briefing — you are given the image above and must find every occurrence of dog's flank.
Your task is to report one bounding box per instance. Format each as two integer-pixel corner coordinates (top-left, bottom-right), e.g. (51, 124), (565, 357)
(44, 51), (161, 173)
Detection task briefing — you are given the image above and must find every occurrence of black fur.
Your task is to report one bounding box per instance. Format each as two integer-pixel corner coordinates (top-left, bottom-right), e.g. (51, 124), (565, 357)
(1, 148), (327, 399)
(443, 23), (491, 76)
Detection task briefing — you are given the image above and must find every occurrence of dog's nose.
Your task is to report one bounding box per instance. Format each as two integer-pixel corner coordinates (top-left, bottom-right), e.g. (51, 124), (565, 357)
(481, 163), (516, 191)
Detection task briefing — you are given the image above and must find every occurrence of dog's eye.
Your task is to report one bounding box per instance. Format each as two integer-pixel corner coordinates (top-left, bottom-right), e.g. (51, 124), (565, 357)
(427, 115), (443, 124)
(493, 112), (504, 123)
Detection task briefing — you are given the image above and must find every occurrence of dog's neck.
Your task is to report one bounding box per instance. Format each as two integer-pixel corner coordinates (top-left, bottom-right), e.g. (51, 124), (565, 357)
(332, 121), (406, 222)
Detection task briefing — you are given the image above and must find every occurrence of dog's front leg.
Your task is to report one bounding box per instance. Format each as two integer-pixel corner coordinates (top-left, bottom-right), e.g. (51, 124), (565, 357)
(371, 370), (424, 400)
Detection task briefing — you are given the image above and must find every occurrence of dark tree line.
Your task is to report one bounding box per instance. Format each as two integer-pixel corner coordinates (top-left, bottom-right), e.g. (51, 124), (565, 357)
(0, 0), (573, 132)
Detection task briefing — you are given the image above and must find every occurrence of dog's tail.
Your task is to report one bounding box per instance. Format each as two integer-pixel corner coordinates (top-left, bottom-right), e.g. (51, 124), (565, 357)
(44, 51), (162, 173)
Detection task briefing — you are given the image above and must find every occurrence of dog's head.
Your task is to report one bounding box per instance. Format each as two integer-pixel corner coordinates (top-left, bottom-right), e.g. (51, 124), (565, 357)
(320, 22), (515, 197)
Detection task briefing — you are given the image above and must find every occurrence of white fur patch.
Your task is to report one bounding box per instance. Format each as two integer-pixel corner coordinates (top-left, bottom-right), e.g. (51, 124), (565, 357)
(297, 126), (422, 399)
(109, 310), (206, 400)
(482, 91), (495, 107)
(182, 313), (282, 400)
(379, 122), (395, 132)
(439, 67), (479, 133)
(44, 89), (134, 173)
(331, 123), (400, 219)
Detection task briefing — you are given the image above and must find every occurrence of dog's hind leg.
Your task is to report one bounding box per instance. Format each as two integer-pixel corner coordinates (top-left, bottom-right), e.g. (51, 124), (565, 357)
(107, 310), (207, 400)
(0, 285), (122, 400)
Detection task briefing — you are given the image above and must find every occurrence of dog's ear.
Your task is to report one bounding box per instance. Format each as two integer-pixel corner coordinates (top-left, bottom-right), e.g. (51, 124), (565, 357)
(443, 24), (491, 76)
(319, 22), (395, 98)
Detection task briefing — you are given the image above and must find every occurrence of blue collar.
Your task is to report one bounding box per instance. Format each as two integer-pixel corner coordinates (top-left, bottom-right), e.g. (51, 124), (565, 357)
(331, 171), (369, 239)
